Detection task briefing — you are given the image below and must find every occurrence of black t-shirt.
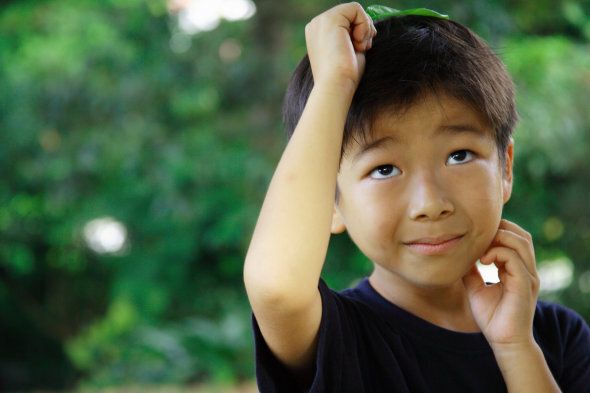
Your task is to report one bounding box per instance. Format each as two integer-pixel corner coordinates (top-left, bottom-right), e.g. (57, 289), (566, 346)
(252, 277), (590, 392)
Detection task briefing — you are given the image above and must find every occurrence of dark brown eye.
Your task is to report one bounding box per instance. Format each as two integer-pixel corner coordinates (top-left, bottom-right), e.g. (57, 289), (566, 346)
(369, 165), (401, 179)
(377, 165), (393, 175)
(447, 150), (474, 165)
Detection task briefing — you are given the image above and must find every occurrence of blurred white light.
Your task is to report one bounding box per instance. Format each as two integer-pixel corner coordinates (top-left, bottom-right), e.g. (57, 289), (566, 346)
(477, 261), (500, 284)
(179, 1), (220, 34)
(176, 0), (256, 35)
(219, 0), (256, 21)
(83, 217), (128, 254)
(538, 257), (574, 293)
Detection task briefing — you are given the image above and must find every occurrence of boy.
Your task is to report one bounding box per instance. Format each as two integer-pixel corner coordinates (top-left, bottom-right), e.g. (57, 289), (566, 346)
(243, 2), (590, 392)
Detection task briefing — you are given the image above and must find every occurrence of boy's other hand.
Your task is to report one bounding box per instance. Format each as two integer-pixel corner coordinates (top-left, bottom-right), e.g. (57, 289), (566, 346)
(462, 219), (541, 350)
(305, 2), (377, 95)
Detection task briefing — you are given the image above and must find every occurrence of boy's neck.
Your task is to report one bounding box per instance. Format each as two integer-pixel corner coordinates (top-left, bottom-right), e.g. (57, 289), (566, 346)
(369, 267), (481, 333)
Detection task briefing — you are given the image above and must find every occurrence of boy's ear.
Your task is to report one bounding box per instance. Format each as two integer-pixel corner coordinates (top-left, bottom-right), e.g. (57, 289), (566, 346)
(331, 204), (346, 234)
(502, 139), (514, 204)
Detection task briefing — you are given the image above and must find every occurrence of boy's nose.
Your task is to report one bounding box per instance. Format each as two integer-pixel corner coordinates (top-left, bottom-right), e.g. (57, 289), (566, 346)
(407, 173), (454, 221)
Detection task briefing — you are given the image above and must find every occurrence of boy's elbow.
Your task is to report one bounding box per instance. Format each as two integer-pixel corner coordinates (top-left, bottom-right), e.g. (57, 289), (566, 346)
(243, 257), (315, 310)
(244, 257), (288, 303)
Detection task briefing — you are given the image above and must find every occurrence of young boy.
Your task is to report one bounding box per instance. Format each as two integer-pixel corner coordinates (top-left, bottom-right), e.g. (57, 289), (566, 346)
(243, 3), (590, 392)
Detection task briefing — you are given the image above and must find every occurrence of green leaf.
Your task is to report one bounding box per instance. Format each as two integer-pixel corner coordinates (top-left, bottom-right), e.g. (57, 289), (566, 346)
(365, 5), (399, 20)
(366, 5), (449, 21)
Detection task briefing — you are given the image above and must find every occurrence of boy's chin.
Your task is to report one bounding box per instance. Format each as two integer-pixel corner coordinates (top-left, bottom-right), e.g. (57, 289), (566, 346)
(409, 276), (469, 290)
(376, 266), (473, 291)
(408, 264), (478, 290)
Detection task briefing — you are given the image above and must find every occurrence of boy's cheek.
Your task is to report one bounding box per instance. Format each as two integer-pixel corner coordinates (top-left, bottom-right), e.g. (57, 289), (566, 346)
(473, 217), (503, 258)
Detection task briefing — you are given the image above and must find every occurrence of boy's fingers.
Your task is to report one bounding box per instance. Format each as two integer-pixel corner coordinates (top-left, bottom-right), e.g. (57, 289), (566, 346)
(329, 2), (371, 27)
(499, 219), (533, 244)
(497, 219), (538, 279)
(481, 247), (538, 291)
(330, 2), (375, 47)
(492, 229), (537, 279)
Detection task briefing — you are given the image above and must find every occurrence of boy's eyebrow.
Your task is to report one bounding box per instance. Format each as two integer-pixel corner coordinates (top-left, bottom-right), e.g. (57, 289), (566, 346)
(352, 136), (398, 164)
(438, 123), (487, 135)
(352, 123), (486, 164)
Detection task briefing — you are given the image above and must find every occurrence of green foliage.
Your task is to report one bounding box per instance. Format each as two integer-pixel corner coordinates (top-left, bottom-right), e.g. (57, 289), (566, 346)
(505, 36), (590, 176)
(1, 0), (589, 389)
(0, 0), (261, 387)
(501, 34), (590, 313)
(366, 5), (449, 21)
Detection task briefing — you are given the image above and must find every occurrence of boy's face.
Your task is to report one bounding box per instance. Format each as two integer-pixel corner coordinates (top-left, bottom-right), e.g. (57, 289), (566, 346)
(331, 92), (514, 289)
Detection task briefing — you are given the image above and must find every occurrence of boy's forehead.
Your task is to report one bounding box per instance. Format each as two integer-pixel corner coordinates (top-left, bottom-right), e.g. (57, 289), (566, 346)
(351, 94), (492, 150)
(378, 93), (487, 130)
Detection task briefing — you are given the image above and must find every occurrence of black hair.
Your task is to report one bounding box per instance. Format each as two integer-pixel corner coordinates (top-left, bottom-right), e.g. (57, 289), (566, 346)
(283, 15), (517, 163)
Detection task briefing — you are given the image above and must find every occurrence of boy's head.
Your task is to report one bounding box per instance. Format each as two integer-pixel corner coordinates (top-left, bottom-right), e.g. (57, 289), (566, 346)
(283, 15), (518, 202)
(282, 15), (518, 289)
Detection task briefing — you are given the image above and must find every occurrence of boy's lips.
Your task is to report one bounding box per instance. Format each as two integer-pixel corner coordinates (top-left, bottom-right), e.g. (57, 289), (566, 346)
(404, 234), (464, 245)
(403, 234), (465, 255)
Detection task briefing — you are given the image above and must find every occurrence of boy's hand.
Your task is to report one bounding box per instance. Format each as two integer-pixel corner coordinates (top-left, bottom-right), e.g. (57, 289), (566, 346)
(462, 219), (541, 350)
(305, 2), (377, 95)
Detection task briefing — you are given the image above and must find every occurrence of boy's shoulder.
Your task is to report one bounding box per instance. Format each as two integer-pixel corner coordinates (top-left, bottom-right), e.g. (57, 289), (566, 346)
(534, 299), (583, 316)
(533, 299), (589, 342)
(532, 299), (590, 382)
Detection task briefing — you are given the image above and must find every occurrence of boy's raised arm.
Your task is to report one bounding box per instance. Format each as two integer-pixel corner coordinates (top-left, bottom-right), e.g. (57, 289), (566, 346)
(243, 2), (376, 373)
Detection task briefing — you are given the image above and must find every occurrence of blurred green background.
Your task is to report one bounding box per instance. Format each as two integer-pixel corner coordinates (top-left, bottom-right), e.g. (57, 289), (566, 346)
(0, 0), (589, 390)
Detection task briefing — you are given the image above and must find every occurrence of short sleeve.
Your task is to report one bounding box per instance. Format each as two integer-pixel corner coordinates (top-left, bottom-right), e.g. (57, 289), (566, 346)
(251, 278), (366, 392)
(252, 313), (305, 392)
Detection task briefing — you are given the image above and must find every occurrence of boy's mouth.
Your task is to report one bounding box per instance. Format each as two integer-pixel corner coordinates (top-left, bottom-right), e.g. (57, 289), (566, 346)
(404, 234), (464, 245)
(403, 234), (464, 255)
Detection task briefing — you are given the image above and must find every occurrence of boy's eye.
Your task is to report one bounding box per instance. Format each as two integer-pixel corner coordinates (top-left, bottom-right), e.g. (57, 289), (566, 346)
(447, 150), (475, 165)
(369, 165), (401, 180)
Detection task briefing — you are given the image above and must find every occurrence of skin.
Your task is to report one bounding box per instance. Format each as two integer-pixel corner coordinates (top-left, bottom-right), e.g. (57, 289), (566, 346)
(331, 92), (515, 333)
(246, 3), (560, 390)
